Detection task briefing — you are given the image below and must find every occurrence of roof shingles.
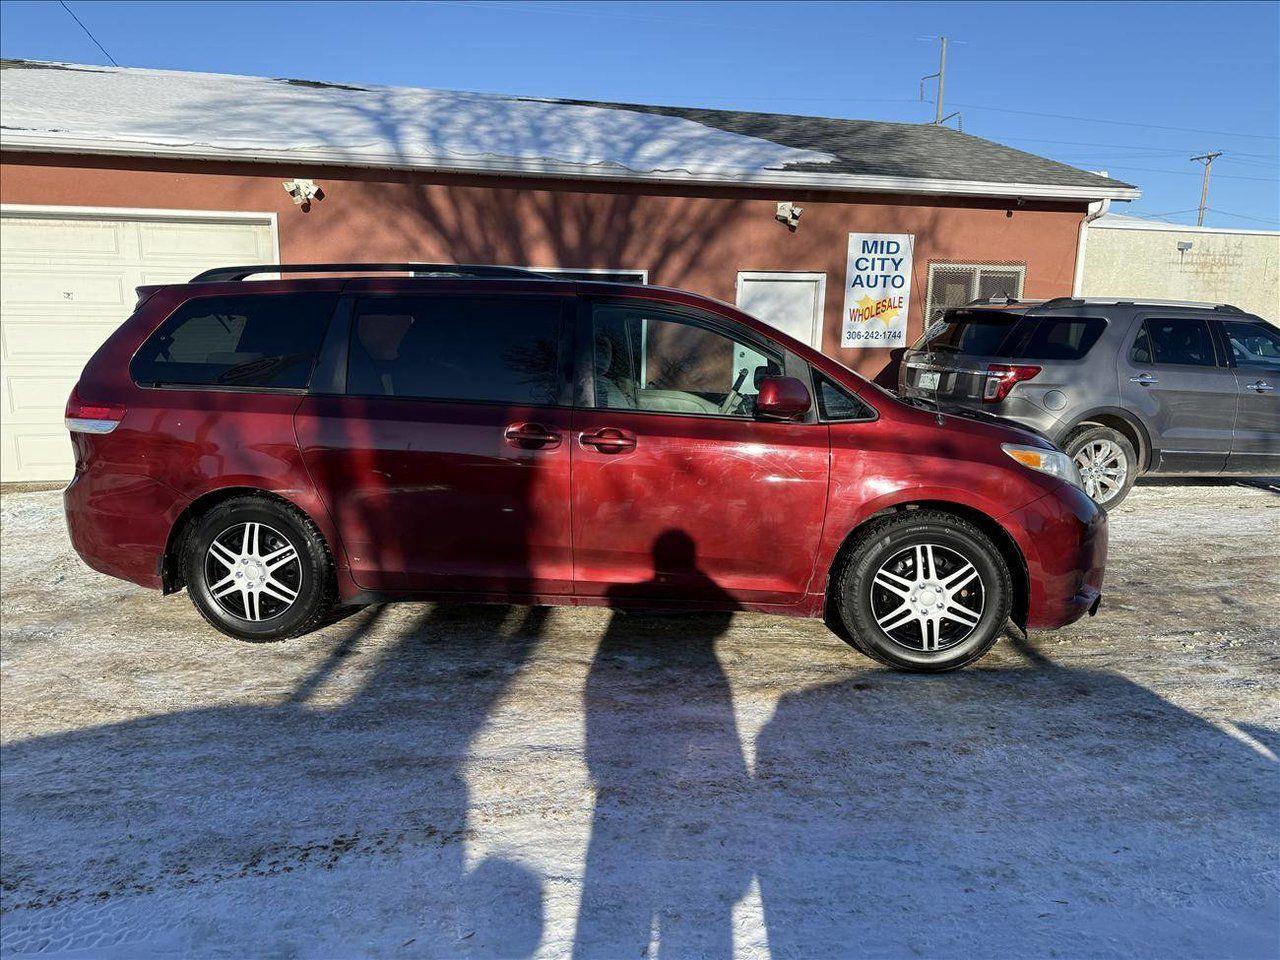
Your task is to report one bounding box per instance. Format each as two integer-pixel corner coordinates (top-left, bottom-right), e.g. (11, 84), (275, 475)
(0, 58), (1136, 198)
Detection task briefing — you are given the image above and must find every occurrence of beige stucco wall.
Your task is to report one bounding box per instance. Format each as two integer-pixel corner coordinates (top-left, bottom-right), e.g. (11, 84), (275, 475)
(1081, 222), (1280, 321)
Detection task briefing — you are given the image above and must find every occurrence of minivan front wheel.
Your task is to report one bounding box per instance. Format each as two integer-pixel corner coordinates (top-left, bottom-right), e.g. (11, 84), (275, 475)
(183, 495), (336, 642)
(834, 511), (1012, 672)
(1064, 424), (1136, 508)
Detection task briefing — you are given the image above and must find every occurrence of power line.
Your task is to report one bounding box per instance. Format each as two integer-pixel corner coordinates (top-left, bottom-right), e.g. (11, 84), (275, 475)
(1133, 208), (1203, 220)
(1077, 163), (1277, 183)
(57, 0), (118, 66)
(948, 100), (1279, 142)
(1207, 207), (1280, 225)
(997, 134), (1278, 160)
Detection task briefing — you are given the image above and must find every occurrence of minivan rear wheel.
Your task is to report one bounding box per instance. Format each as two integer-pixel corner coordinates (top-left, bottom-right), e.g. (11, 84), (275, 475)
(183, 495), (336, 642)
(1064, 424), (1136, 508)
(833, 511), (1012, 672)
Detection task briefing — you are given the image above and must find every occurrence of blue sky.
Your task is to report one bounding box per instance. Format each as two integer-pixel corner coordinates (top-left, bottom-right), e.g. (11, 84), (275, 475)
(2, 0), (1277, 227)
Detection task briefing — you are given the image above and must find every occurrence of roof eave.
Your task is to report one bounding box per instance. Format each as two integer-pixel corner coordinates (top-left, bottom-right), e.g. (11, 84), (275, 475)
(0, 134), (1142, 203)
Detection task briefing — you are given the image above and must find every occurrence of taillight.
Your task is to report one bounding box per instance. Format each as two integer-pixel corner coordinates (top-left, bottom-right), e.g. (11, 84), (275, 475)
(65, 388), (125, 434)
(982, 364), (1041, 403)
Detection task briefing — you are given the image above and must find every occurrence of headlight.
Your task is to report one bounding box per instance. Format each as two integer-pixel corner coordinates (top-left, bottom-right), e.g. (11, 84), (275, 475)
(1002, 443), (1083, 488)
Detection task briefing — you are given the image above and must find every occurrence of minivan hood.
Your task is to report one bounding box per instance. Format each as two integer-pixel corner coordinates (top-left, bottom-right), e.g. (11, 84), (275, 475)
(893, 393), (1056, 449)
(903, 395), (1053, 441)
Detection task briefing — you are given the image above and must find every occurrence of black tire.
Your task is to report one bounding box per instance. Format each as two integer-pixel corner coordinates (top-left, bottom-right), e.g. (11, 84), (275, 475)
(183, 495), (336, 642)
(832, 510), (1012, 672)
(1064, 424), (1137, 509)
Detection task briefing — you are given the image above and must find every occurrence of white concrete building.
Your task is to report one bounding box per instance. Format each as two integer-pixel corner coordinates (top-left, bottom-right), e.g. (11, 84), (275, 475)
(1080, 214), (1279, 321)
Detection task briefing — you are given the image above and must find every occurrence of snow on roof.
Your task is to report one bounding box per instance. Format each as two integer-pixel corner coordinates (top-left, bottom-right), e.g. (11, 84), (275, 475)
(0, 60), (834, 180)
(0, 59), (1139, 200)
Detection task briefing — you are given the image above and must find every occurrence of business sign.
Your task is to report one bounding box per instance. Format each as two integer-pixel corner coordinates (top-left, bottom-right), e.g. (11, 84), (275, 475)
(841, 232), (915, 348)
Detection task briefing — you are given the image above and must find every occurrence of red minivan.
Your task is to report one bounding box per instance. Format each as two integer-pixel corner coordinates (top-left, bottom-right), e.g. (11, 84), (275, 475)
(64, 264), (1106, 671)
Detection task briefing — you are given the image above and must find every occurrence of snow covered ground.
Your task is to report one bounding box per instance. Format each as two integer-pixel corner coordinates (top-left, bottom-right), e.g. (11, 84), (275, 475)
(1, 483), (1277, 959)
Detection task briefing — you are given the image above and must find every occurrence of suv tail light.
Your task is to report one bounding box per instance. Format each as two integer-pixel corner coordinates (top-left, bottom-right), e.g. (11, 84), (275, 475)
(983, 364), (1041, 403)
(65, 388), (125, 434)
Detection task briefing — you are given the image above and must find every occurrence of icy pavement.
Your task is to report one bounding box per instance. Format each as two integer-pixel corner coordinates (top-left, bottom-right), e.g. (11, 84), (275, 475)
(1, 483), (1277, 958)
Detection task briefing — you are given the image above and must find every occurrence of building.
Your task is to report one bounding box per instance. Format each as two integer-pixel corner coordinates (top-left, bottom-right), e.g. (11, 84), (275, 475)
(1080, 214), (1279, 321)
(0, 59), (1137, 482)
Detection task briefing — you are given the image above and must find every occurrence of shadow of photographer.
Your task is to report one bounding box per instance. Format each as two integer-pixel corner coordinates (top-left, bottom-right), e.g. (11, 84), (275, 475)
(569, 533), (1278, 958)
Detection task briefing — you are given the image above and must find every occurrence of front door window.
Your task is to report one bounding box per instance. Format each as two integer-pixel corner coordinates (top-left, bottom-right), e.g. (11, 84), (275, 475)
(591, 305), (782, 417)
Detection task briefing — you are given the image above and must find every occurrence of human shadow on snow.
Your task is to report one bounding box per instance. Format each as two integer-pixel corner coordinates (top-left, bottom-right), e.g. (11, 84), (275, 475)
(2, 541), (1277, 958)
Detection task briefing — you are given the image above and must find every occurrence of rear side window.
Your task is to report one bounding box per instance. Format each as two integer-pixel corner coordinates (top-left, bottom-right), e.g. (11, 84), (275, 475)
(133, 294), (337, 389)
(1135, 318), (1219, 367)
(1017, 317), (1107, 360)
(348, 296), (565, 404)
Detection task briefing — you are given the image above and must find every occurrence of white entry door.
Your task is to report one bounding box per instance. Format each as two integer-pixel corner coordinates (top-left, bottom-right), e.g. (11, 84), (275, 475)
(0, 208), (275, 482)
(734, 272), (826, 393)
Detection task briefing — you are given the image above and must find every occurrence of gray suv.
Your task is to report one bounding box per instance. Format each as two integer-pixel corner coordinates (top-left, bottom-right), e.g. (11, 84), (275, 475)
(899, 298), (1280, 508)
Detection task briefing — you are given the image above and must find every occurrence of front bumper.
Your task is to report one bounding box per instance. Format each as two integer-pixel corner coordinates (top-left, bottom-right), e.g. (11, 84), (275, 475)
(1000, 483), (1108, 630)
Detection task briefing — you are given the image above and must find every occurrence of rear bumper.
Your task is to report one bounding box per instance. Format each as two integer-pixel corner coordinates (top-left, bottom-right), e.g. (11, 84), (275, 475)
(65, 470), (188, 590)
(1000, 483), (1108, 630)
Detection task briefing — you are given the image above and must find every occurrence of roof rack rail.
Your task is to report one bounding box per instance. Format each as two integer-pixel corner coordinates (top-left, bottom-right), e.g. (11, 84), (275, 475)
(1037, 296), (1245, 313)
(963, 296), (1049, 307)
(189, 262), (550, 283)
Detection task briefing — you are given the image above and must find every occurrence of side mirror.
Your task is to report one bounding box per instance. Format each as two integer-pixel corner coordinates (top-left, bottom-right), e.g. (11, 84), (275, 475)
(755, 376), (811, 420)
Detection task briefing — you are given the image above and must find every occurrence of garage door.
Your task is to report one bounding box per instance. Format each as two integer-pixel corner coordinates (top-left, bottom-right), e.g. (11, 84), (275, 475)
(0, 210), (275, 482)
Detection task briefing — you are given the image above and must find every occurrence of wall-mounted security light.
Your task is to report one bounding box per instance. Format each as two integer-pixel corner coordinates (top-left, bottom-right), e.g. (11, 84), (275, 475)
(775, 201), (802, 232)
(1177, 240), (1194, 253)
(283, 178), (325, 211)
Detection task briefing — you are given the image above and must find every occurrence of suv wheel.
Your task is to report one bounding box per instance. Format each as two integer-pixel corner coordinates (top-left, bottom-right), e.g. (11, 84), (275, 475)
(1064, 425), (1137, 508)
(833, 511), (1012, 672)
(183, 496), (336, 642)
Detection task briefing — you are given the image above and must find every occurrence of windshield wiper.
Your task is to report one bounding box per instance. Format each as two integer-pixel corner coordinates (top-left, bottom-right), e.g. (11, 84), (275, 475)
(216, 353), (308, 385)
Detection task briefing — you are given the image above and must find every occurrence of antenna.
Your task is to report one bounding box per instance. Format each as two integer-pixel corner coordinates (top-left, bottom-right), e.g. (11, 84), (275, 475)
(918, 36), (965, 130)
(1190, 151), (1223, 227)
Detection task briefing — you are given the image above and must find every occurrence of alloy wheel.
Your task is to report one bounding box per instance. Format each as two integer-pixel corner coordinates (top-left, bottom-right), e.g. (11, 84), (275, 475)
(869, 543), (985, 653)
(1074, 439), (1128, 504)
(204, 522), (302, 622)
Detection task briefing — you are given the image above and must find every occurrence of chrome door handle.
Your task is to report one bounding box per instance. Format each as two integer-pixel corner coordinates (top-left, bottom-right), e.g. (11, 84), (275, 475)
(579, 428), (636, 453)
(1248, 380), (1275, 393)
(504, 422), (561, 449)
(1129, 373), (1159, 385)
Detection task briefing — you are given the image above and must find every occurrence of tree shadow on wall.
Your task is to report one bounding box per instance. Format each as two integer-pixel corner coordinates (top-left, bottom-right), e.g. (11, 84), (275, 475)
(212, 83), (942, 323)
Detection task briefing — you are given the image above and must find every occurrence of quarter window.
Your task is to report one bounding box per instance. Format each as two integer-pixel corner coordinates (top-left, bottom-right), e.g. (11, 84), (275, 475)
(591, 305), (782, 418)
(1137, 318), (1219, 367)
(1018, 317), (1107, 360)
(347, 296), (565, 404)
(813, 372), (875, 422)
(132, 293), (337, 389)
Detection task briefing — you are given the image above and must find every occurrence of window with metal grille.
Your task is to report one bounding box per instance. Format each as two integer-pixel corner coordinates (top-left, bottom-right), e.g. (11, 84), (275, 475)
(925, 263), (1026, 323)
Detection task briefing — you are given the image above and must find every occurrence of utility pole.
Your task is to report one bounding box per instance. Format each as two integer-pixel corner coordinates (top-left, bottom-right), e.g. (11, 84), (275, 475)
(934, 36), (948, 123)
(1190, 151), (1222, 227)
(919, 37), (963, 129)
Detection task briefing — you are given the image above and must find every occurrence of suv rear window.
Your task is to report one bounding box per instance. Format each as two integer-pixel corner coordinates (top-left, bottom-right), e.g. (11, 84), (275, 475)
(133, 293), (337, 389)
(921, 309), (1029, 355)
(921, 309), (1104, 361)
